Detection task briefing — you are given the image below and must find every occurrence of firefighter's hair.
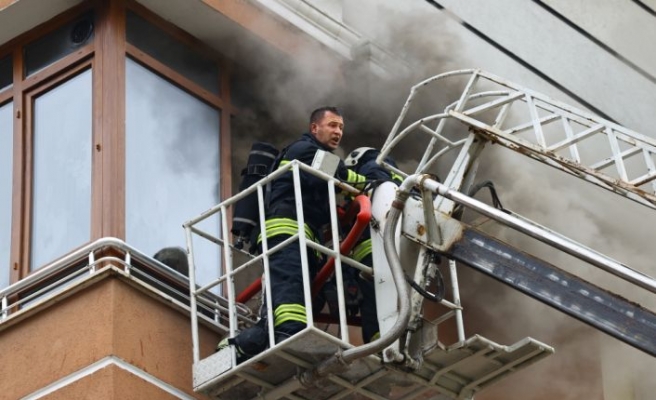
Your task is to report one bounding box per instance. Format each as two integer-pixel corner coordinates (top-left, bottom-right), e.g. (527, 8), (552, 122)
(310, 106), (341, 125)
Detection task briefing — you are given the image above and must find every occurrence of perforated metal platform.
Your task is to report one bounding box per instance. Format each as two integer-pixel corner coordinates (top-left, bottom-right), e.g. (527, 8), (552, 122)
(194, 327), (553, 400)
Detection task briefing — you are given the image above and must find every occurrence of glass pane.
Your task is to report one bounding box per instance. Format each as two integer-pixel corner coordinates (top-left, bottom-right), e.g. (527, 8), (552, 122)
(1, 102), (12, 288)
(126, 59), (221, 286)
(126, 11), (219, 95)
(31, 69), (92, 269)
(0, 54), (11, 92)
(24, 13), (94, 76)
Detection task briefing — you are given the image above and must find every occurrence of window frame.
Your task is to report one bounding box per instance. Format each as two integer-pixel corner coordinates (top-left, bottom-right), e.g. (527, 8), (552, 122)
(22, 60), (94, 274)
(0, 2), (95, 285)
(0, 0), (235, 286)
(125, 1), (234, 191)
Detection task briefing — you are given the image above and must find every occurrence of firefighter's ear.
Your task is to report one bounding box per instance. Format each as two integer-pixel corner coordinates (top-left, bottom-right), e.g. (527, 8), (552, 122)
(310, 122), (318, 135)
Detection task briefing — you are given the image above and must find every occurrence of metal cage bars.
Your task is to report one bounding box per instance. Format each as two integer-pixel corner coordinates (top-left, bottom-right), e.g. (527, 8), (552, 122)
(183, 160), (471, 366)
(379, 69), (656, 210)
(184, 160), (364, 365)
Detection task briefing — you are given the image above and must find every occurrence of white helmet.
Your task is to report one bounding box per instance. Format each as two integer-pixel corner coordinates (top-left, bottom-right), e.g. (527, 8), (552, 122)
(345, 147), (375, 167)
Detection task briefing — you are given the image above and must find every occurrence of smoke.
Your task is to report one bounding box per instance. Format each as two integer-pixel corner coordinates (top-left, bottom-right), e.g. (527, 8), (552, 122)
(225, 1), (656, 398)
(228, 0), (461, 180)
(464, 132), (656, 399)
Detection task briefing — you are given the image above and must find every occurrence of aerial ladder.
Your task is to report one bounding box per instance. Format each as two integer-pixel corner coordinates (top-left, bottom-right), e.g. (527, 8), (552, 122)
(184, 69), (656, 399)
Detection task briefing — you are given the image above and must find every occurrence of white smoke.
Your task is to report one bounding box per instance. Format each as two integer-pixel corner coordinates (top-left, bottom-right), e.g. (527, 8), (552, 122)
(226, 1), (656, 398)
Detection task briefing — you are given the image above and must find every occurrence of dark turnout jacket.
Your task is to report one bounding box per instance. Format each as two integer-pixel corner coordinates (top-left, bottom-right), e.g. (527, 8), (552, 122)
(266, 132), (365, 233)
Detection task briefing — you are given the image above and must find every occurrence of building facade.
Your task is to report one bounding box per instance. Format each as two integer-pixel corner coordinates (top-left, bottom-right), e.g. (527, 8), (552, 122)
(0, 0), (397, 398)
(1, 0), (654, 399)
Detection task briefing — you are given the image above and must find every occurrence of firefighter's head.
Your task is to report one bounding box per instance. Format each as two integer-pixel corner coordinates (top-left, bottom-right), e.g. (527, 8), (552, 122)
(310, 106), (343, 150)
(345, 147), (376, 168)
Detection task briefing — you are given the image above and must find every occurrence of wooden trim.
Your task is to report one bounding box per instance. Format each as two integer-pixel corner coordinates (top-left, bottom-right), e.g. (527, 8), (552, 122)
(126, 0), (238, 198)
(21, 44), (94, 93)
(0, 2), (93, 61)
(94, 0), (126, 239)
(91, 53), (103, 241)
(0, 88), (11, 104)
(126, 44), (228, 111)
(126, 0), (231, 68)
(199, 0), (318, 58)
(10, 47), (24, 283)
(220, 65), (232, 201)
(21, 61), (94, 273)
(24, 59), (93, 98)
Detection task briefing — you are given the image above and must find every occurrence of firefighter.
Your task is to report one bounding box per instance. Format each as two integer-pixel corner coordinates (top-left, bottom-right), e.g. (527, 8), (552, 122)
(344, 146), (403, 343)
(218, 106), (367, 363)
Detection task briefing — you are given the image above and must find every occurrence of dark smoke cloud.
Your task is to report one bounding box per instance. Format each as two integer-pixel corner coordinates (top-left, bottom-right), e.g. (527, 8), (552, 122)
(228, 0), (462, 178)
(226, 1), (656, 398)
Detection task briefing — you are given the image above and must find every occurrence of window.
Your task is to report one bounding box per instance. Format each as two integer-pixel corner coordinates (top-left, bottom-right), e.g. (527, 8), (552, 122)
(125, 59), (221, 286)
(1, 2), (232, 287)
(0, 55), (11, 92)
(30, 69), (92, 270)
(23, 13), (94, 77)
(126, 11), (219, 95)
(0, 101), (12, 288)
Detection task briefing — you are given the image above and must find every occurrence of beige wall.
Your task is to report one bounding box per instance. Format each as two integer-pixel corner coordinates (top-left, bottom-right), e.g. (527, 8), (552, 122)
(0, 275), (218, 399)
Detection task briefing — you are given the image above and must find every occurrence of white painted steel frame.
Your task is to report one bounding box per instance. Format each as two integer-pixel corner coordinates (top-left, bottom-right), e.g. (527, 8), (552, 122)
(379, 69), (656, 210)
(399, 174), (656, 295)
(0, 238), (225, 325)
(183, 160), (368, 371)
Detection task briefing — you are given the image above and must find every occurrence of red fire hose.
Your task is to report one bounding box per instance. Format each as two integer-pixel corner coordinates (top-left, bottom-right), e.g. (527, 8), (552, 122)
(235, 194), (372, 304)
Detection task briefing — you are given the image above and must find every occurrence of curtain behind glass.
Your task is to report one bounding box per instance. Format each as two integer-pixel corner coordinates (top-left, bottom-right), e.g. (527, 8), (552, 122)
(125, 59), (220, 286)
(1, 102), (12, 288)
(31, 70), (92, 269)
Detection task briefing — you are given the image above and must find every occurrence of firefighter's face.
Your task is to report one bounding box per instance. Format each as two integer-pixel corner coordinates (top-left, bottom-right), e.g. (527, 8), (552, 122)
(311, 111), (344, 150)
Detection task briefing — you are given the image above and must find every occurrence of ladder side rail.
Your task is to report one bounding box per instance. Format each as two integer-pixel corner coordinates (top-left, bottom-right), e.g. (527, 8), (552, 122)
(386, 69), (656, 205)
(531, 148), (656, 209)
(450, 227), (656, 358)
(532, 98), (656, 149)
(423, 176), (656, 294)
(450, 110), (656, 209)
(459, 91), (524, 118)
(397, 175), (656, 357)
(477, 69), (656, 145)
(382, 113), (446, 164)
(380, 90), (509, 179)
(478, 73), (656, 192)
(379, 69), (656, 201)
(502, 114), (561, 136)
